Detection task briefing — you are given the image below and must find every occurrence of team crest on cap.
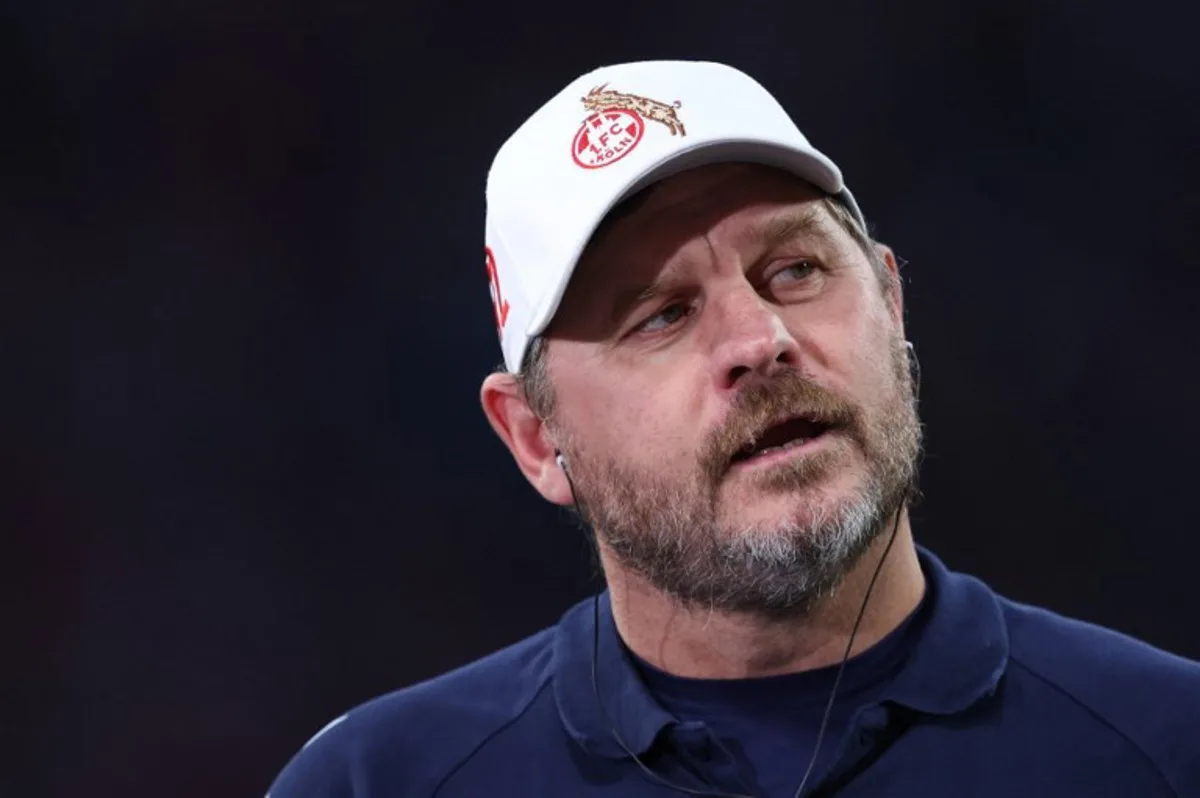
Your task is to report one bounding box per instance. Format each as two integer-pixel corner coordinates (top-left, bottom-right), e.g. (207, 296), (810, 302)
(571, 85), (686, 169)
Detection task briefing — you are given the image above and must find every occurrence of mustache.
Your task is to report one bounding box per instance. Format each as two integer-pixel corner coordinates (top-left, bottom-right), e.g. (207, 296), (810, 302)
(698, 371), (861, 479)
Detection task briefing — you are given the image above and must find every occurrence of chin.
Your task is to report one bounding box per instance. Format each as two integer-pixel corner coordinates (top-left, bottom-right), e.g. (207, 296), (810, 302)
(720, 466), (867, 532)
(724, 498), (829, 537)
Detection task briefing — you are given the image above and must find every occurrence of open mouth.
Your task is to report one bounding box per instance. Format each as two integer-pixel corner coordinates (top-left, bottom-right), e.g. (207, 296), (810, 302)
(730, 415), (834, 465)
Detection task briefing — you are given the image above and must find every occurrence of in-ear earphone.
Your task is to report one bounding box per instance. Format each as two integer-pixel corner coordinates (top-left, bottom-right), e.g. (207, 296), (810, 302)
(555, 450), (567, 471)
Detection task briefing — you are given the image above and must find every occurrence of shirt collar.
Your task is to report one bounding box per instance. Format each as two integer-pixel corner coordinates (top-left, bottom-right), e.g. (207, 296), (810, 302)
(552, 545), (1010, 758)
(552, 590), (675, 759)
(881, 546), (1010, 714)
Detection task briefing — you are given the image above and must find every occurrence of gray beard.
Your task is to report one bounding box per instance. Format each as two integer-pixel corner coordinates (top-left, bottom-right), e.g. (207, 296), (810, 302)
(577, 446), (905, 619)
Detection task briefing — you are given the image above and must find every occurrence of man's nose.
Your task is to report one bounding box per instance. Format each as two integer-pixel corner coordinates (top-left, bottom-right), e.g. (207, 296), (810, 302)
(707, 287), (802, 393)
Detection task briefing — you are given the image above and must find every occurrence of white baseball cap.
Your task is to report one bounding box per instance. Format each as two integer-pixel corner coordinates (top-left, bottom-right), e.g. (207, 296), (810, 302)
(484, 60), (866, 373)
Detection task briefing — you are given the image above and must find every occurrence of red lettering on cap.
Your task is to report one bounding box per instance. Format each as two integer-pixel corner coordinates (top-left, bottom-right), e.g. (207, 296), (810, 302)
(485, 246), (510, 332)
(572, 110), (643, 169)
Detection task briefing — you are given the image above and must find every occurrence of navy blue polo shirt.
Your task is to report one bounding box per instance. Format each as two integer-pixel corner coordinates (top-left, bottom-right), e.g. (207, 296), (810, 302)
(267, 548), (1200, 797)
(629, 586), (931, 796)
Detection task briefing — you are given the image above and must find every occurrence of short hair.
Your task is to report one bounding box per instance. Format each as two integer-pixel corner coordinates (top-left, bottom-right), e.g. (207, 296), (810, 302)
(517, 334), (555, 420)
(509, 193), (890, 419)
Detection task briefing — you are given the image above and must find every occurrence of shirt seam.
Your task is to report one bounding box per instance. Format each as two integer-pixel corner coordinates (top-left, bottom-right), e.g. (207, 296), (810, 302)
(429, 678), (555, 797)
(1006, 652), (1179, 798)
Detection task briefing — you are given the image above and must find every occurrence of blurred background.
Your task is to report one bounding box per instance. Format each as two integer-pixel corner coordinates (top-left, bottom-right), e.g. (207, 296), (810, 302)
(5, 1), (1199, 796)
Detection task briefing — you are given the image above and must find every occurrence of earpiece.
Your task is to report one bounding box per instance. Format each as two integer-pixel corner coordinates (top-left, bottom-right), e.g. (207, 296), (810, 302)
(555, 450), (567, 471)
(904, 339), (922, 402)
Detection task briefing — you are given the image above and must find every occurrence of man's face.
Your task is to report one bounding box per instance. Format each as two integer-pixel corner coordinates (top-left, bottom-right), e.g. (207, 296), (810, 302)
(541, 163), (922, 617)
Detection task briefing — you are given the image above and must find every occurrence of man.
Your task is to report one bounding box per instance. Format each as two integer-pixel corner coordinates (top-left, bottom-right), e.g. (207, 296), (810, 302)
(268, 61), (1200, 798)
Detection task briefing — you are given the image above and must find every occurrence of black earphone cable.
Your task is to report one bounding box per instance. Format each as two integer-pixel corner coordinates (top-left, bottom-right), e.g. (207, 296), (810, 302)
(589, 592), (755, 798)
(790, 502), (904, 798)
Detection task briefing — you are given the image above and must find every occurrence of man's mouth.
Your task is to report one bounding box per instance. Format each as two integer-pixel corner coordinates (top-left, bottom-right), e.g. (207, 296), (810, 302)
(730, 415), (834, 465)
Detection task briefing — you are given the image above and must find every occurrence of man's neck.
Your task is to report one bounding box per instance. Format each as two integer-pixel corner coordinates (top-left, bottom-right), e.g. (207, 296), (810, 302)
(601, 517), (927, 680)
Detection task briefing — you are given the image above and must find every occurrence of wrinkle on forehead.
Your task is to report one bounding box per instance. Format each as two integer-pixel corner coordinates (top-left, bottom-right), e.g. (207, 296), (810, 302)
(604, 165), (823, 247)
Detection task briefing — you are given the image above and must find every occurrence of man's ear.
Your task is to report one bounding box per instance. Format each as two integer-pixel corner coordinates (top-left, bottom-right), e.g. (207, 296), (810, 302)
(480, 371), (574, 506)
(874, 242), (905, 328)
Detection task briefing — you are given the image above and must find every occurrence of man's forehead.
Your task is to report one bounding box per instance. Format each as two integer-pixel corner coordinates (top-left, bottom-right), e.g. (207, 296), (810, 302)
(610, 162), (824, 229)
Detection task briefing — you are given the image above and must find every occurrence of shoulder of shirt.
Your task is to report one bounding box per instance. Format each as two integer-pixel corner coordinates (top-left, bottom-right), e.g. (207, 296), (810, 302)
(265, 624), (558, 798)
(999, 595), (1200, 796)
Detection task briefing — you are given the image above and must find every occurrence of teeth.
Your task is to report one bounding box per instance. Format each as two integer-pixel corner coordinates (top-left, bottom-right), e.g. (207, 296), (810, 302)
(753, 438), (808, 457)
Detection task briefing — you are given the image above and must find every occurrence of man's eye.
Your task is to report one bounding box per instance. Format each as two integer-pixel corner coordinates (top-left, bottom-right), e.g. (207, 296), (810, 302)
(768, 259), (817, 286)
(638, 302), (690, 333)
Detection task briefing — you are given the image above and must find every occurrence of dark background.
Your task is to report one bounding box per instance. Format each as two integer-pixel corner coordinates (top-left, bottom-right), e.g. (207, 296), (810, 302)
(5, 2), (1199, 796)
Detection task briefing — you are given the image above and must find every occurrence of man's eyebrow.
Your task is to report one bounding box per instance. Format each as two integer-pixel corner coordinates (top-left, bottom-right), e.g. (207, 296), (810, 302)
(608, 270), (673, 323)
(745, 207), (834, 250)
